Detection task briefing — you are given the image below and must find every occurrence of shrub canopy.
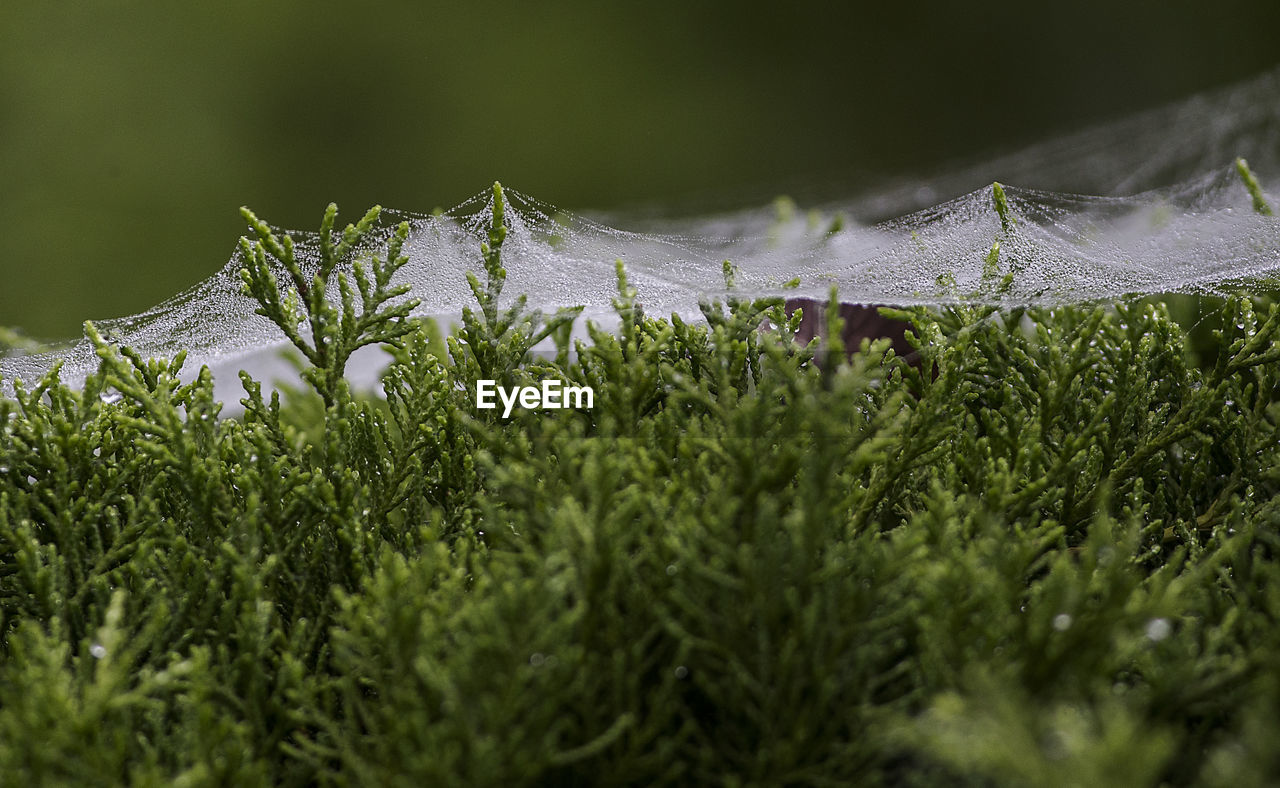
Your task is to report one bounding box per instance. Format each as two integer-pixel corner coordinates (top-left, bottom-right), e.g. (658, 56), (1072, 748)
(2, 185), (1280, 786)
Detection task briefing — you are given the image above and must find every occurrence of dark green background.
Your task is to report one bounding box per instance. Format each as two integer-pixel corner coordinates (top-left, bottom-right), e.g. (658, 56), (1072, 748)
(2, 0), (1278, 338)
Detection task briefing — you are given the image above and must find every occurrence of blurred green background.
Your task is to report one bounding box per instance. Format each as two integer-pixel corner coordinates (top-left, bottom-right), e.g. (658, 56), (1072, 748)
(2, 0), (1278, 339)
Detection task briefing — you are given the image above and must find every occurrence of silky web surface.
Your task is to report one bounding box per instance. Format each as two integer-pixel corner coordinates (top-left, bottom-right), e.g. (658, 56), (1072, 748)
(2, 69), (1279, 393)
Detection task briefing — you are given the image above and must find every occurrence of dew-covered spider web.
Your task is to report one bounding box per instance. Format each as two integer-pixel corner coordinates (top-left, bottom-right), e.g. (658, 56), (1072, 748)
(2, 67), (1279, 394)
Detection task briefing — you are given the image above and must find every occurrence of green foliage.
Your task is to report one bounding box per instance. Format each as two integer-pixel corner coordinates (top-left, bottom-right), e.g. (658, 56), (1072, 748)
(1236, 157), (1274, 216)
(3, 193), (1280, 786)
(0, 326), (39, 354)
(238, 201), (419, 407)
(448, 182), (582, 402)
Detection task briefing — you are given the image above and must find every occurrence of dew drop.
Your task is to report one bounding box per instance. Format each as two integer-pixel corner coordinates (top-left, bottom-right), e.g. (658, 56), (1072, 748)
(674, 665), (688, 679)
(1053, 613), (1073, 631)
(1145, 618), (1172, 642)
(90, 643), (107, 659)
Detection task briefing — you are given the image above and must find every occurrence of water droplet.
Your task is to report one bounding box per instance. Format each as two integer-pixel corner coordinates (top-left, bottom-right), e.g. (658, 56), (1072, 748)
(90, 644), (107, 659)
(1145, 618), (1172, 642)
(529, 653), (546, 667)
(99, 389), (123, 405)
(666, 564), (678, 576)
(1053, 613), (1073, 631)
(674, 666), (688, 679)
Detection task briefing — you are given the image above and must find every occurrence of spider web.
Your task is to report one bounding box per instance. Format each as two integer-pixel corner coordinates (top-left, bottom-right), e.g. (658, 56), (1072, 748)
(2, 68), (1278, 395)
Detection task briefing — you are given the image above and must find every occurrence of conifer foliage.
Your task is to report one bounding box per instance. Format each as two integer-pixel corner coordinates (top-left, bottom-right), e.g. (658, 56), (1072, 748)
(2, 183), (1280, 785)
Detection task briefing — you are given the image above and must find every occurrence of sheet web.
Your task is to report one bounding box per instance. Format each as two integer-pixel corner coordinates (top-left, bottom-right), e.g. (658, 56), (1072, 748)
(2, 69), (1279, 393)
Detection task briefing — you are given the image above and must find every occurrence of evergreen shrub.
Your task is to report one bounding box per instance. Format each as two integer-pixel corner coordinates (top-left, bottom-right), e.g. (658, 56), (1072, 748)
(2, 183), (1280, 786)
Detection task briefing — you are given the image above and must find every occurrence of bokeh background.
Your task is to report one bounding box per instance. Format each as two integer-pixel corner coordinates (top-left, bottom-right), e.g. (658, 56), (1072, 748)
(2, 0), (1278, 339)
